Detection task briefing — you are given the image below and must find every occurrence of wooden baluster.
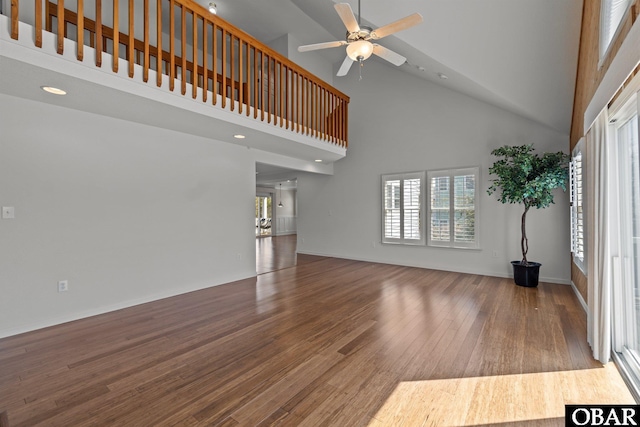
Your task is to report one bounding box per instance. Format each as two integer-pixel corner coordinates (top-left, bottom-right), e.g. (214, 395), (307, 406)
(328, 90), (332, 141)
(332, 94), (336, 143)
(307, 79), (311, 135)
(142, 0), (148, 80)
(266, 54), (270, 123)
(338, 96), (342, 144)
(253, 47), (258, 119)
(280, 61), (284, 127)
(336, 98), (341, 144)
(76, 0), (84, 60)
(169, 0), (175, 91)
(272, 58), (277, 125)
(344, 96), (348, 147)
(128, 0), (133, 77)
(245, 41), (250, 116)
(35, 0), (43, 47)
(229, 34), (234, 110)
(156, 0), (161, 86)
(95, 0), (102, 66)
(10, 0), (18, 40)
(321, 87), (326, 140)
(221, 28), (227, 109)
(303, 77), (307, 134)
(192, 11), (197, 99)
(56, 0), (64, 53)
(309, 79), (313, 136)
(304, 76), (307, 133)
(340, 98), (345, 145)
(212, 23), (217, 105)
(202, 20), (208, 102)
(297, 72), (301, 133)
(310, 81), (314, 136)
(284, 66), (289, 129)
(180, 5), (186, 95)
(263, 51), (267, 121)
(45, 0), (51, 32)
(238, 39), (243, 114)
(112, 0), (118, 72)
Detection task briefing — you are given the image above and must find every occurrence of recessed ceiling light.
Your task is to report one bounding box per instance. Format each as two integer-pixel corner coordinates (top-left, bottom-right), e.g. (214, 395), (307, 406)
(41, 86), (66, 95)
(233, 134), (246, 139)
(315, 159), (323, 163)
(437, 73), (448, 80)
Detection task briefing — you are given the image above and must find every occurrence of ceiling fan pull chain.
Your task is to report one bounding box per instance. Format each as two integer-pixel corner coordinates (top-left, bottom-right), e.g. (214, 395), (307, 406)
(359, 59), (364, 81)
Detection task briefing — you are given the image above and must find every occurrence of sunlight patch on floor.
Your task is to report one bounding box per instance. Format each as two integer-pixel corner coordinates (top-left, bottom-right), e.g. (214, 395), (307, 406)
(368, 363), (634, 426)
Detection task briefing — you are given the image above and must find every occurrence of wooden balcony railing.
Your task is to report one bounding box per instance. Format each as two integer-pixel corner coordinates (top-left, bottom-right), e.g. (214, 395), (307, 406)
(7, 0), (349, 147)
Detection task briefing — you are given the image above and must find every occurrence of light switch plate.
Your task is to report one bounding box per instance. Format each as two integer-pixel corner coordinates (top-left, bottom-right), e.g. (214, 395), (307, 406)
(2, 207), (15, 219)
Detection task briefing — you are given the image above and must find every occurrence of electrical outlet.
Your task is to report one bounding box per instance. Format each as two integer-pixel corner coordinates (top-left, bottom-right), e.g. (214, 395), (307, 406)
(58, 280), (69, 292)
(2, 206), (15, 219)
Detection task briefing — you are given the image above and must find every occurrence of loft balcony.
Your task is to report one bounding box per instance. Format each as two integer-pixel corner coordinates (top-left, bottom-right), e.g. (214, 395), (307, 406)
(1, 0), (349, 163)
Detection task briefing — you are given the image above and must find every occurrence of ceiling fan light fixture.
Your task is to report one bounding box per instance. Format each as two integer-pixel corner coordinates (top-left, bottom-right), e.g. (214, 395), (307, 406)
(346, 40), (373, 61)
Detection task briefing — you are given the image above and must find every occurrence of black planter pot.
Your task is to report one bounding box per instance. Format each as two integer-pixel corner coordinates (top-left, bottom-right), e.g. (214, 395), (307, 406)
(511, 261), (541, 287)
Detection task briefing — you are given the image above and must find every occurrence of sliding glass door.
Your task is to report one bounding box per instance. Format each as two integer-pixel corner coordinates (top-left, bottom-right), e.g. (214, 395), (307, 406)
(611, 92), (640, 388)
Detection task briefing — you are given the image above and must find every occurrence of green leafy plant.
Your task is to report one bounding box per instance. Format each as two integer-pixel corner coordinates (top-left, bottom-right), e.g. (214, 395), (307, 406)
(487, 144), (569, 265)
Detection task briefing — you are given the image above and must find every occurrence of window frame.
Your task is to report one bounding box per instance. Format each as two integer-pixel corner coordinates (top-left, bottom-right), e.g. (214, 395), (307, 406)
(570, 139), (587, 273)
(426, 167), (480, 249)
(381, 172), (426, 246)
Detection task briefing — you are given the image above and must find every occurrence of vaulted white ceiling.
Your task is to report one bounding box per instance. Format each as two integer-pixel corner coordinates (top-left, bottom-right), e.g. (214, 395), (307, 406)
(213, 0), (584, 135)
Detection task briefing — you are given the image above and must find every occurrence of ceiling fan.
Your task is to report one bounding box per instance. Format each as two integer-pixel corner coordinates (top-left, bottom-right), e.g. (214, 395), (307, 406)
(297, 0), (423, 77)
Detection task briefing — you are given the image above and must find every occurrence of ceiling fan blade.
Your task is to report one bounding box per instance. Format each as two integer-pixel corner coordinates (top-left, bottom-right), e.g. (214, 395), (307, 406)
(370, 13), (423, 40)
(334, 3), (361, 33)
(372, 44), (406, 66)
(337, 55), (354, 77)
(298, 41), (347, 52)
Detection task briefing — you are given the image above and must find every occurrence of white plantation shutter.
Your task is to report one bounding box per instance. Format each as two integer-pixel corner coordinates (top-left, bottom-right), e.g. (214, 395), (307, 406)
(430, 176), (450, 242)
(382, 172), (425, 245)
(571, 143), (586, 270)
(454, 174), (476, 243)
(384, 179), (401, 239)
(428, 167), (479, 248)
(403, 178), (421, 240)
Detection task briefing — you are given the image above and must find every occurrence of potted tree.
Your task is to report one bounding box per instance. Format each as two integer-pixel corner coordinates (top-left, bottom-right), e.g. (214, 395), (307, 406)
(487, 144), (569, 287)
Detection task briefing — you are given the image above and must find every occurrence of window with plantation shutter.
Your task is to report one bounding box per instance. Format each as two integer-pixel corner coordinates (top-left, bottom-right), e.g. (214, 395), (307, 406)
(571, 141), (586, 272)
(382, 172), (425, 245)
(427, 167), (479, 249)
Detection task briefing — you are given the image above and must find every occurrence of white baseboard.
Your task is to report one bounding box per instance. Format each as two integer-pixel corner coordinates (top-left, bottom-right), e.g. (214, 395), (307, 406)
(297, 250), (571, 285)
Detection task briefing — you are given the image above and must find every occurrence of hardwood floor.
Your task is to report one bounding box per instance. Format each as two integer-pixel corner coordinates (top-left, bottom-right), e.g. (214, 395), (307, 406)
(256, 235), (319, 275)
(256, 235), (297, 275)
(0, 258), (634, 426)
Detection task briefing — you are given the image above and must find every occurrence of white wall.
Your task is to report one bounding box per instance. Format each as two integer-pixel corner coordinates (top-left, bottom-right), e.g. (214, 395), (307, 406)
(268, 33), (335, 86)
(0, 93), (257, 338)
(297, 61), (571, 284)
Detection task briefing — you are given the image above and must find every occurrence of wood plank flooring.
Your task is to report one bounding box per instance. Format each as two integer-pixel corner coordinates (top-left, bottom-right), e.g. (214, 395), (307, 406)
(0, 257), (634, 426)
